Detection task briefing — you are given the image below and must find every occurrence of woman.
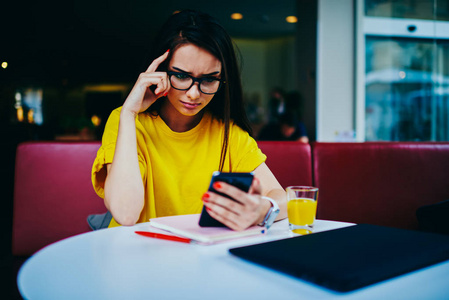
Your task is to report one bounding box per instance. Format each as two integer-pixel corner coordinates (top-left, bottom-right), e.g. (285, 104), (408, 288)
(92, 10), (286, 231)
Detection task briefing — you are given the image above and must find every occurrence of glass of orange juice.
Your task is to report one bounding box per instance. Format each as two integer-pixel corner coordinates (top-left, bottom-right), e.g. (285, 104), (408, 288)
(286, 186), (318, 235)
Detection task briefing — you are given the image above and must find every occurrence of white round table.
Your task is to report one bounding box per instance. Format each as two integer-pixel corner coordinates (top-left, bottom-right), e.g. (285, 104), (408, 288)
(17, 219), (449, 300)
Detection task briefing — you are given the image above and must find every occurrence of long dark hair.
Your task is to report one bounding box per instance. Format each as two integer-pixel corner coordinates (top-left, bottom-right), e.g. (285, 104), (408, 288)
(145, 10), (252, 171)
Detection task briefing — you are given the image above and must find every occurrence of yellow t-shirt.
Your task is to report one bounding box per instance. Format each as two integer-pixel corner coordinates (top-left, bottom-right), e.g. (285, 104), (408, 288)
(91, 107), (266, 227)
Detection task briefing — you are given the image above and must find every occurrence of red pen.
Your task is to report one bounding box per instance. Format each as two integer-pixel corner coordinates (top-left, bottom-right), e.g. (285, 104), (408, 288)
(135, 231), (191, 244)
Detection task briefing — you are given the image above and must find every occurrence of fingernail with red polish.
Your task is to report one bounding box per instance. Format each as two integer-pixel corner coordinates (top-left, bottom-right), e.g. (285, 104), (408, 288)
(166, 49), (170, 53)
(202, 194), (209, 203)
(213, 182), (222, 189)
(163, 92), (168, 97)
(206, 207), (212, 212)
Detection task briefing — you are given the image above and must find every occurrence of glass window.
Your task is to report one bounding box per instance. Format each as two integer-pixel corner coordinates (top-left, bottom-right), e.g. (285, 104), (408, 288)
(365, 0), (449, 21)
(360, 0), (449, 141)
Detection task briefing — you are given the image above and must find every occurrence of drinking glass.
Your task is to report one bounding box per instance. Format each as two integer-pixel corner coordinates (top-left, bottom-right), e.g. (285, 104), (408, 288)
(286, 186), (318, 234)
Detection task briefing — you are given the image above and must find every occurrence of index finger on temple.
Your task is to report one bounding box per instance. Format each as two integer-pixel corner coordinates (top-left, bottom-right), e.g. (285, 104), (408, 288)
(146, 50), (170, 73)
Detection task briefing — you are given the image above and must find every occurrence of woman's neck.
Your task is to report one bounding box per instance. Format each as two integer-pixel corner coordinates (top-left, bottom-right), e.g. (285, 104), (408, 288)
(159, 101), (204, 132)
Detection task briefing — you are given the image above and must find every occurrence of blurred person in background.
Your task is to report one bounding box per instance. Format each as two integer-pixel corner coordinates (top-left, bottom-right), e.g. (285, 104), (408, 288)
(258, 111), (308, 143)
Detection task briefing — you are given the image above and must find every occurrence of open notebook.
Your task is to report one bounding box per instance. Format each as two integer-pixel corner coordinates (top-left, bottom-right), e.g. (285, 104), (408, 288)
(229, 224), (449, 292)
(149, 214), (266, 244)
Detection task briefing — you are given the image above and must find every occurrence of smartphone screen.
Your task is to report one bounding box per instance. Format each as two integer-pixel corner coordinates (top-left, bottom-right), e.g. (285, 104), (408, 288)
(198, 171), (254, 227)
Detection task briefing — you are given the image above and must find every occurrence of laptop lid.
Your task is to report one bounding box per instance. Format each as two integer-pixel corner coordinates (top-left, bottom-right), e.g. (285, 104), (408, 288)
(229, 224), (449, 292)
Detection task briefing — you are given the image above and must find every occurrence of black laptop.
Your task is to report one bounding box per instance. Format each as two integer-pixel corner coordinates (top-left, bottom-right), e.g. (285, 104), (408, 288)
(229, 224), (449, 292)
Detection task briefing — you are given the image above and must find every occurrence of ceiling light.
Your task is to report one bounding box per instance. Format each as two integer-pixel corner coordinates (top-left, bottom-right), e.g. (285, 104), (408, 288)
(91, 115), (101, 127)
(286, 16), (298, 23)
(231, 13), (243, 20)
(1, 62), (7, 69)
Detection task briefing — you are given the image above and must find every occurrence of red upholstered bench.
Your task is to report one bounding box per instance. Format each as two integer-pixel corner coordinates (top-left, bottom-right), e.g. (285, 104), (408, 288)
(257, 141), (312, 188)
(313, 142), (449, 230)
(12, 141), (106, 256)
(13, 140), (448, 257)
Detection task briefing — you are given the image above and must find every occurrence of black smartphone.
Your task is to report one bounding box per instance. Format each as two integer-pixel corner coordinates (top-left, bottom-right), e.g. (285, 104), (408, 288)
(198, 171), (254, 227)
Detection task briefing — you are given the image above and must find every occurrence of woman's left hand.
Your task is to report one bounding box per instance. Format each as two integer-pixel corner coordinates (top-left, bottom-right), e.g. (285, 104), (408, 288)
(201, 178), (272, 231)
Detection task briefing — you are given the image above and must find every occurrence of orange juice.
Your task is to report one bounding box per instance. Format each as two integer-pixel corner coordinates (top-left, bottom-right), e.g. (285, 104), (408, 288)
(287, 198), (317, 226)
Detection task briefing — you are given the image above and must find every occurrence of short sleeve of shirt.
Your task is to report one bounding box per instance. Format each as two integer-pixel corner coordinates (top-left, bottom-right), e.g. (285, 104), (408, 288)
(228, 123), (266, 172)
(91, 107), (148, 199)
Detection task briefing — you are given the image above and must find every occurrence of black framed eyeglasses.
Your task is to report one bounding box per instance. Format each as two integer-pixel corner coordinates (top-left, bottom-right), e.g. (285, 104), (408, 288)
(167, 71), (225, 95)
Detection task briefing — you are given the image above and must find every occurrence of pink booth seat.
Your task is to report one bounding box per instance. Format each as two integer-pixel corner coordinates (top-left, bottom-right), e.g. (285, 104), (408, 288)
(313, 142), (449, 230)
(257, 141), (312, 188)
(12, 141), (106, 256)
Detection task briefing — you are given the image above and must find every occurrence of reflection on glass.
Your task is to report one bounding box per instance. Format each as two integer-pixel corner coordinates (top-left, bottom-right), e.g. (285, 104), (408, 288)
(16, 88), (44, 125)
(365, 0), (449, 21)
(365, 37), (449, 141)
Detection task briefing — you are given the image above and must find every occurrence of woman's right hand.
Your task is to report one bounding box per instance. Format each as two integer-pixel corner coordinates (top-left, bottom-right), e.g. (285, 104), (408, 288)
(122, 50), (171, 115)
